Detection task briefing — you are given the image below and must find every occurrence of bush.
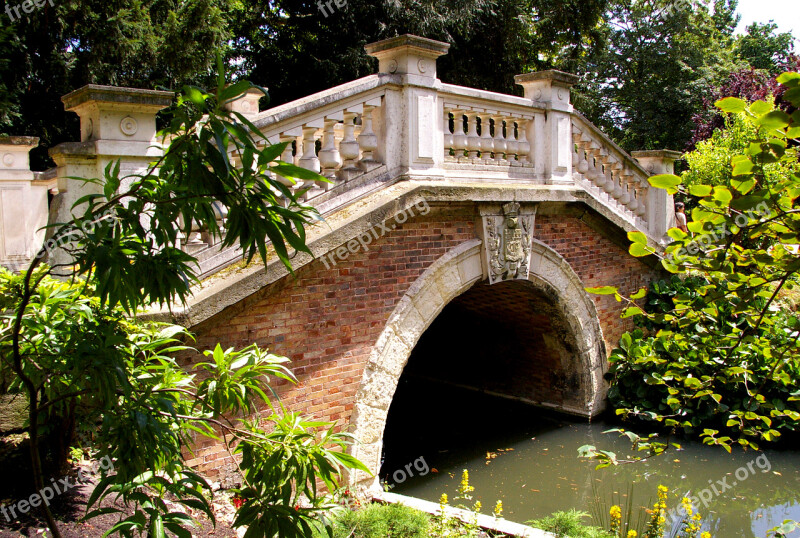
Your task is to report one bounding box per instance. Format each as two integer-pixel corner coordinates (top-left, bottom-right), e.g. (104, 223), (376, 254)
(529, 510), (613, 538)
(317, 503), (431, 538)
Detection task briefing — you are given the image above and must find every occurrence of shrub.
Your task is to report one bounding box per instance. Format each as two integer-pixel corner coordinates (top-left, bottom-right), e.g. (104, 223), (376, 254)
(529, 509), (613, 538)
(317, 503), (431, 538)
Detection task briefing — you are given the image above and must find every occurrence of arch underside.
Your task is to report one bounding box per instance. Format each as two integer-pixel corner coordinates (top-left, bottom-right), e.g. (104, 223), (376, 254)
(348, 238), (607, 487)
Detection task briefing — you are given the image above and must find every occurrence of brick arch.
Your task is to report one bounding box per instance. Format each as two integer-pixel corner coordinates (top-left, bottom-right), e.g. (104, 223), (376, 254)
(348, 237), (607, 488)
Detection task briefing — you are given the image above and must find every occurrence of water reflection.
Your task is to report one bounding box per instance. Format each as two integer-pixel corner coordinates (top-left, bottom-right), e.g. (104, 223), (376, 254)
(383, 378), (800, 537)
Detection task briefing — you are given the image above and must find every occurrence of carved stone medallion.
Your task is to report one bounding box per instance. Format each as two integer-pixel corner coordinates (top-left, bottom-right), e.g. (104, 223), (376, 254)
(482, 202), (537, 284)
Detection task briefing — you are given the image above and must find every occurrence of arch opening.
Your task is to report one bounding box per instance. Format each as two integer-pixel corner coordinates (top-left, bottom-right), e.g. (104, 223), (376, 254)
(380, 278), (593, 485)
(349, 239), (606, 488)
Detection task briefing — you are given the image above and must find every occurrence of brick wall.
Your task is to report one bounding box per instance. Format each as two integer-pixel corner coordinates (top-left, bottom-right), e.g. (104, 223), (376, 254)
(186, 204), (661, 479)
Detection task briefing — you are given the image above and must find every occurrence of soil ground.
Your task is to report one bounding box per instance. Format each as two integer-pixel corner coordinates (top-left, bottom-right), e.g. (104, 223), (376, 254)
(0, 464), (240, 538)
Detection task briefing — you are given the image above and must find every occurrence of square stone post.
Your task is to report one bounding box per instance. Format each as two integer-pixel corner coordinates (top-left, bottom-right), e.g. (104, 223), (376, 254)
(0, 137), (56, 270)
(632, 150), (682, 242)
(515, 70), (579, 185)
(366, 35), (450, 177)
(48, 85), (173, 266)
(223, 87), (265, 121)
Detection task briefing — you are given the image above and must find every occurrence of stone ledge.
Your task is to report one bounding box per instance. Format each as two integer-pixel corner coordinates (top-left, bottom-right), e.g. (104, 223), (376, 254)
(0, 136), (39, 146)
(365, 34), (451, 58)
(515, 69), (579, 86)
(62, 84), (174, 111)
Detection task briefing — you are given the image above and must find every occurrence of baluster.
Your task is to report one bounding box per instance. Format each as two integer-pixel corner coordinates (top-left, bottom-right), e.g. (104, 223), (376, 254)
(443, 108), (454, 161)
(576, 137), (590, 177)
(318, 118), (342, 188)
(452, 110), (468, 162)
(297, 124), (321, 199)
(517, 119), (531, 165)
(625, 178), (638, 213)
(492, 115), (507, 164)
(298, 125), (320, 173)
(466, 112), (481, 161)
(507, 120), (519, 166)
(586, 144), (600, 185)
(357, 104), (379, 171)
(635, 184), (648, 218)
(338, 112), (360, 178)
(478, 113), (494, 164)
(276, 133), (301, 193)
(616, 169), (633, 201)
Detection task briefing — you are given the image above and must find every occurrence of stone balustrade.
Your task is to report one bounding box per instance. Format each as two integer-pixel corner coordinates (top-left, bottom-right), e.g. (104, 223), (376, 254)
(1, 34), (677, 274)
(571, 115), (651, 225)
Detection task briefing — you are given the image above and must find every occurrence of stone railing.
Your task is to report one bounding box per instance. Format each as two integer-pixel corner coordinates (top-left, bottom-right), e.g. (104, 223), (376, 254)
(248, 76), (388, 202)
(1, 34), (677, 274)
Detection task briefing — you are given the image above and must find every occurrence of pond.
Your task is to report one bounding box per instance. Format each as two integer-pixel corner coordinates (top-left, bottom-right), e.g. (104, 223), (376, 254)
(382, 377), (800, 537)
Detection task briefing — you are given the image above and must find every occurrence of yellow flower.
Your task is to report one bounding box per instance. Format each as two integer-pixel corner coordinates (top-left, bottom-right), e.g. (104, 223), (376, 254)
(610, 505), (622, 518)
(439, 493), (448, 506)
(701, 533), (711, 538)
(493, 500), (503, 518)
(627, 531), (638, 538)
(473, 500), (482, 513)
(459, 469), (475, 495)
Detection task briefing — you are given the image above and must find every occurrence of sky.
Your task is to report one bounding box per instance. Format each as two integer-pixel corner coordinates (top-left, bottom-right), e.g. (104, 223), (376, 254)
(734, 0), (800, 41)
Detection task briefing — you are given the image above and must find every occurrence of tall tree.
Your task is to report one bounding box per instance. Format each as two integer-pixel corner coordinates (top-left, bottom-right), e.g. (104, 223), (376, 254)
(574, 0), (744, 152)
(228, 0), (609, 105)
(0, 0), (231, 169)
(735, 22), (796, 74)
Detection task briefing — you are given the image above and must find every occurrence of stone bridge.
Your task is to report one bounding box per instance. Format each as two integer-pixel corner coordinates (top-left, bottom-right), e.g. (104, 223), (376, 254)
(1, 35), (676, 489)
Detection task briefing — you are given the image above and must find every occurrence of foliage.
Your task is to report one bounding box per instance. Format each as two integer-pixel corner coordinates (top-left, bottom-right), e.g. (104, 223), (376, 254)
(1, 267), (367, 538)
(585, 70), (800, 454)
(311, 503), (431, 538)
(689, 58), (800, 148)
(683, 108), (800, 198)
(229, 0), (608, 107)
(574, 0), (744, 152)
(0, 72), (369, 538)
(528, 509), (613, 538)
(735, 22), (796, 74)
(0, 0), (232, 169)
(1, 0), (610, 171)
(587, 484), (709, 538)
(427, 470), (504, 537)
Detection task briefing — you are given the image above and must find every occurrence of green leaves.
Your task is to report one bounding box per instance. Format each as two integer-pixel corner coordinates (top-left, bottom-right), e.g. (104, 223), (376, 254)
(648, 173), (682, 193)
(716, 97), (747, 113)
(50, 69), (324, 313)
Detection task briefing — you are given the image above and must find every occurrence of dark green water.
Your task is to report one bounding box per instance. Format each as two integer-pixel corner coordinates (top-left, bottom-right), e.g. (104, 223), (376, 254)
(382, 378), (800, 537)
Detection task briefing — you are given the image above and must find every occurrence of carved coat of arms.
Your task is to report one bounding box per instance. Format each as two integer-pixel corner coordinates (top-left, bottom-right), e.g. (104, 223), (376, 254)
(483, 202), (536, 284)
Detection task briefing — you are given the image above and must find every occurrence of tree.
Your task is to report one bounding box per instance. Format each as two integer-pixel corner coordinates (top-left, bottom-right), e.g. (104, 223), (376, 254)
(1, 71), (368, 537)
(735, 22), (796, 74)
(228, 0), (609, 106)
(0, 0), (232, 169)
(689, 58), (800, 148)
(585, 71), (800, 460)
(574, 0), (744, 152)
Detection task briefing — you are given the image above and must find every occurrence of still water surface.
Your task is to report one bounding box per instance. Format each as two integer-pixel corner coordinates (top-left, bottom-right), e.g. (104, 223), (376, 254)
(384, 379), (800, 537)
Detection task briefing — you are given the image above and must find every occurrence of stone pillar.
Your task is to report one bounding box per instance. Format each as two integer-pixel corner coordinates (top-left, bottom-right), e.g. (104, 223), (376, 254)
(0, 137), (56, 271)
(48, 85), (173, 266)
(515, 70), (579, 184)
(223, 87), (265, 121)
(632, 150), (682, 242)
(365, 34), (450, 175)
